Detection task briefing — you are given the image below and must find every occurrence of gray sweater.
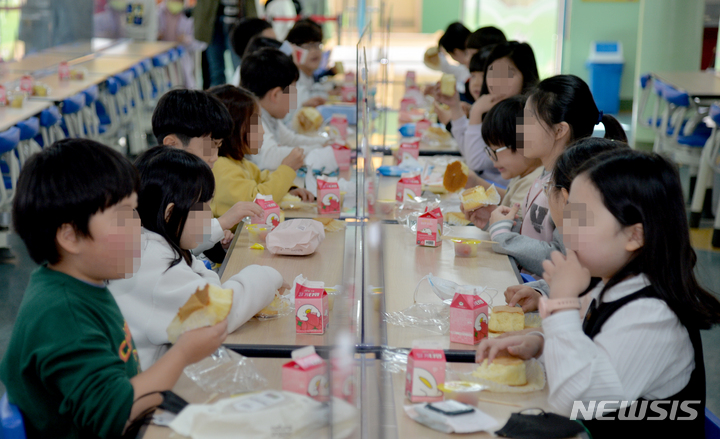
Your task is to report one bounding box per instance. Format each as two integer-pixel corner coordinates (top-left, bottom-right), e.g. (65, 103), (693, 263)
(488, 219), (565, 277)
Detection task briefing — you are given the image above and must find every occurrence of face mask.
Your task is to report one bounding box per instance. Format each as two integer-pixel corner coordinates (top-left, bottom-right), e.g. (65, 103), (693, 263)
(110, 0), (127, 11)
(166, 1), (184, 14)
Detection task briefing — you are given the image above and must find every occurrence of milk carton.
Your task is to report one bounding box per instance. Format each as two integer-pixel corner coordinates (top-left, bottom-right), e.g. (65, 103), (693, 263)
(405, 70), (417, 88)
(396, 172), (422, 202)
(317, 176), (341, 214)
(331, 141), (352, 171)
(249, 194), (281, 228)
(295, 277), (329, 334)
(282, 346), (329, 401)
(341, 84), (356, 103)
(400, 97), (416, 113)
(450, 292), (489, 345)
(416, 207), (443, 247)
(415, 119), (431, 136)
(329, 114), (349, 140)
(398, 138), (420, 163)
(0, 85), (6, 107)
(19, 76), (33, 94)
(405, 348), (446, 403)
(58, 62), (70, 81)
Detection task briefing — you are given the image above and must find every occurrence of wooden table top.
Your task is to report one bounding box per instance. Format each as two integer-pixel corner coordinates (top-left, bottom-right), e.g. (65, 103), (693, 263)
(219, 223), (349, 348)
(0, 71), (24, 85)
(653, 70), (720, 99)
(30, 72), (108, 102)
(4, 54), (77, 73)
(0, 100), (53, 133)
(69, 55), (147, 76)
(38, 38), (119, 56)
(100, 41), (178, 58)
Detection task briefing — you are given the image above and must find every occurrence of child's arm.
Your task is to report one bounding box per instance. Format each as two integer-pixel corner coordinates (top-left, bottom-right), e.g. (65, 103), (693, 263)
(275, 117), (327, 149)
(223, 265), (285, 332)
(252, 128), (305, 171)
(489, 221), (565, 277)
(191, 218), (225, 255)
(213, 158), (296, 207)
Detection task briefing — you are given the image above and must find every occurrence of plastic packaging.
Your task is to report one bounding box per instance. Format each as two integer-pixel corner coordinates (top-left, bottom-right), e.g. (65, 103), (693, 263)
(437, 381), (487, 405)
(449, 358), (547, 393)
(184, 347), (267, 394)
(246, 223), (273, 243)
(451, 239), (482, 257)
(380, 348), (411, 373)
(255, 293), (294, 320)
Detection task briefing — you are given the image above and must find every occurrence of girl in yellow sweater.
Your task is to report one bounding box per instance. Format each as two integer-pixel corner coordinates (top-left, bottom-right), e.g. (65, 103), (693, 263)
(207, 85), (313, 219)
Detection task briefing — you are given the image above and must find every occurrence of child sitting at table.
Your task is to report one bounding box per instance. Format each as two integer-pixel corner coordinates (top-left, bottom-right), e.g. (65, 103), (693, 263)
(229, 17), (277, 85)
(208, 84), (313, 219)
(503, 137), (629, 312)
(108, 147), (285, 370)
(241, 48), (327, 171)
(0, 139), (226, 438)
(152, 88), (262, 257)
(476, 150), (720, 437)
(466, 75), (627, 276)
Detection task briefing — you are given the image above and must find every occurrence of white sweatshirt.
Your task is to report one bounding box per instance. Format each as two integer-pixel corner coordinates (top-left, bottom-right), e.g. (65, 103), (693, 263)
(249, 107), (326, 171)
(191, 217), (224, 256)
(283, 70), (330, 126)
(108, 229), (283, 370)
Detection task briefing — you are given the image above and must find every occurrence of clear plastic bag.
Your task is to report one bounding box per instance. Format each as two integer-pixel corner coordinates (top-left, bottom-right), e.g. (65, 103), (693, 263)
(184, 347), (267, 394)
(380, 348), (410, 373)
(448, 358), (547, 393)
(255, 293), (294, 320)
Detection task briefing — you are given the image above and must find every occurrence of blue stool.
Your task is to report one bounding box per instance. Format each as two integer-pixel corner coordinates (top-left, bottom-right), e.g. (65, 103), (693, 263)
(37, 106), (64, 147)
(15, 117), (41, 166)
(81, 85), (100, 139)
(0, 393), (25, 439)
(0, 127), (20, 236)
(151, 52), (172, 95)
(60, 93), (86, 138)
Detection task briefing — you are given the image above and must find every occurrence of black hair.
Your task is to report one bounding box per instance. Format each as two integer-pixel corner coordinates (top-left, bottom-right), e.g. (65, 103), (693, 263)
(465, 26), (507, 50)
(12, 138), (139, 265)
(469, 44), (495, 73)
(528, 74), (627, 143)
(481, 95), (526, 152)
(152, 89), (233, 145)
(479, 41), (539, 96)
(438, 22), (470, 53)
(286, 21), (323, 46)
(576, 150), (720, 329)
(134, 147), (215, 269)
(240, 48), (299, 98)
(551, 137), (629, 191)
(244, 35), (282, 57)
(230, 17), (272, 58)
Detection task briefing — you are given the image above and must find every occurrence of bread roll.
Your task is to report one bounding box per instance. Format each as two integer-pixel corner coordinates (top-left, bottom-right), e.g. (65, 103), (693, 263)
(461, 185), (501, 211)
(440, 73), (456, 96)
(167, 284), (233, 343)
(489, 305), (525, 333)
(446, 212), (470, 226)
(292, 107), (324, 134)
(424, 47), (441, 70)
(473, 357), (527, 386)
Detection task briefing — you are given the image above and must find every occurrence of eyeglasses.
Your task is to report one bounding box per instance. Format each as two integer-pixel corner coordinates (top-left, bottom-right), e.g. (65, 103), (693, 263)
(542, 181), (563, 197)
(300, 42), (323, 51)
(484, 145), (509, 161)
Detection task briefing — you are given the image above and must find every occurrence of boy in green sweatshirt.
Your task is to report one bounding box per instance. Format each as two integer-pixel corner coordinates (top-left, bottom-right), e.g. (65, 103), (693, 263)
(0, 139), (227, 438)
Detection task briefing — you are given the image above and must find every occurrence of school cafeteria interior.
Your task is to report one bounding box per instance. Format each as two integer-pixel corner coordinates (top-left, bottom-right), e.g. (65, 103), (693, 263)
(1, 0), (720, 438)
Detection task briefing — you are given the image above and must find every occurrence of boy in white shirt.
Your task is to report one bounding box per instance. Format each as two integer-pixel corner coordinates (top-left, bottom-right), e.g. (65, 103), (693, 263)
(241, 48), (326, 171)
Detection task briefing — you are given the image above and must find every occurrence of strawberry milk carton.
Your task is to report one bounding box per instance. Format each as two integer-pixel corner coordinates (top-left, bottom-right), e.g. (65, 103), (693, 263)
(341, 84), (356, 103)
(317, 176), (341, 214)
(415, 119), (431, 136)
(282, 346), (329, 401)
(331, 141), (352, 171)
(329, 114), (349, 140)
(405, 348), (446, 402)
(396, 172), (422, 202)
(449, 291), (489, 345)
(0, 85), (6, 107)
(249, 194), (281, 228)
(331, 333), (356, 404)
(295, 277), (329, 334)
(19, 76), (33, 94)
(398, 138), (420, 163)
(405, 70), (417, 88)
(416, 207), (443, 247)
(400, 97), (416, 113)
(58, 62), (70, 81)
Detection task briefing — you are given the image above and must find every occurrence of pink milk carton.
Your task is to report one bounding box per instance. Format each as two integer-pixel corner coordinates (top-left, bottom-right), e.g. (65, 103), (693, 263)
(249, 194), (281, 228)
(331, 141), (352, 171)
(415, 119), (431, 136)
(19, 76), (33, 94)
(0, 85), (6, 107)
(398, 138), (420, 163)
(396, 172), (422, 202)
(329, 114), (349, 140)
(317, 176), (341, 214)
(331, 357), (355, 404)
(58, 62), (70, 81)
(450, 292), (489, 345)
(400, 97), (416, 113)
(405, 348), (446, 403)
(344, 72), (356, 83)
(416, 207), (443, 247)
(295, 277), (329, 334)
(405, 70), (417, 88)
(341, 85), (356, 103)
(282, 346), (329, 401)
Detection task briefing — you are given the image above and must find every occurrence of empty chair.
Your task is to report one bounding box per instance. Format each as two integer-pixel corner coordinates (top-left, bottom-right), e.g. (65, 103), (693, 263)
(81, 85), (101, 140)
(151, 51), (172, 97)
(15, 117), (41, 166)
(637, 73), (656, 130)
(0, 127), (20, 249)
(37, 106), (65, 147)
(60, 93), (86, 138)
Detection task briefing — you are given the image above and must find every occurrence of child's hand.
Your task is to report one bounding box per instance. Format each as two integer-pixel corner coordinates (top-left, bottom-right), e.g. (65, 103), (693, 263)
(174, 320), (228, 365)
(505, 285), (542, 312)
(434, 83), (464, 121)
(220, 201), (264, 230)
(460, 101), (472, 118)
(434, 101), (452, 125)
(302, 96), (326, 107)
(543, 249), (591, 300)
(488, 204), (520, 227)
(289, 187), (315, 202)
(221, 230), (234, 250)
(281, 148), (305, 171)
(475, 334), (543, 364)
(462, 204), (497, 229)
(469, 94), (501, 124)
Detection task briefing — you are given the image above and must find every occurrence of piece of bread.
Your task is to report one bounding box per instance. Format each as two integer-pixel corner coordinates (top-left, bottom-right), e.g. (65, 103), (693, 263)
(446, 212), (470, 226)
(314, 217), (346, 232)
(292, 107), (324, 134)
(440, 73), (456, 96)
(461, 185), (501, 211)
(443, 161), (470, 193)
(167, 284), (233, 343)
(489, 305), (525, 333)
(279, 194), (302, 209)
(426, 126), (451, 141)
(256, 294), (289, 318)
(334, 62), (344, 74)
(473, 357), (527, 386)
(424, 47), (441, 70)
